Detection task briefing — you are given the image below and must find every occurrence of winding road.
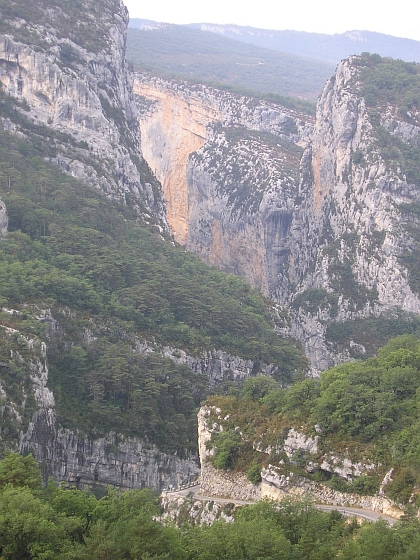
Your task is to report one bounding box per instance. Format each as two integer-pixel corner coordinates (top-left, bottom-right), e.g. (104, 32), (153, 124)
(164, 484), (398, 526)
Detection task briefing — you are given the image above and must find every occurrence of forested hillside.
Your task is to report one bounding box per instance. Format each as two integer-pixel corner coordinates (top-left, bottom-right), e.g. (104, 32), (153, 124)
(1, 452), (420, 560)
(126, 24), (333, 103)
(0, 116), (305, 455)
(186, 23), (420, 65)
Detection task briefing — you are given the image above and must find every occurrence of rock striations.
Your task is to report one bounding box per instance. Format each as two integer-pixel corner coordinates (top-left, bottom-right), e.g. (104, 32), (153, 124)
(0, 0), (166, 226)
(136, 59), (420, 371)
(288, 57), (420, 369)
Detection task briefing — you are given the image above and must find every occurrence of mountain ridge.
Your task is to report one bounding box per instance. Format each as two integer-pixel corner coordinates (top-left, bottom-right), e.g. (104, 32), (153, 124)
(126, 23), (335, 101)
(129, 18), (420, 64)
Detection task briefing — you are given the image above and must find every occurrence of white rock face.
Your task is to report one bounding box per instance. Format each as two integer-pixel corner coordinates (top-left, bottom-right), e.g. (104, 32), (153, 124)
(319, 457), (375, 479)
(0, 3), (166, 224)
(286, 58), (420, 369)
(161, 493), (236, 526)
(20, 424), (199, 491)
(161, 346), (279, 386)
(283, 428), (318, 458)
(0, 198), (7, 235)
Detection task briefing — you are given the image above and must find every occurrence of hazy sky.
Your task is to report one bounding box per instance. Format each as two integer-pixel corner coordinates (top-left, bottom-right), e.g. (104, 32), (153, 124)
(123, 0), (420, 42)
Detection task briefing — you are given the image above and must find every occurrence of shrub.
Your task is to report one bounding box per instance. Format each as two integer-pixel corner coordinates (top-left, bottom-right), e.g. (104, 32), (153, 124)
(212, 430), (243, 470)
(246, 464), (262, 485)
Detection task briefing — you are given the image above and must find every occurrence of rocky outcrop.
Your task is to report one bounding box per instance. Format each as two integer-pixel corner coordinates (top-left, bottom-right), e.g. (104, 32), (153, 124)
(2, 308), (273, 492)
(197, 406), (403, 518)
(199, 461), (401, 519)
(0, 0), (166, 225)
(22, 337), (276, 491)
(159, 345), (278, 387)
(135, 74), (311, 294)
(287, 57), (420, 369)
(10, 319), (200, 491)
(0, 197), (7, 235)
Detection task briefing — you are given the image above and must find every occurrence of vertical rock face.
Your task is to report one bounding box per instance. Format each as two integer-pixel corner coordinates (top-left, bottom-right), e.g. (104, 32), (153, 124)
(186, 125), (299, 296)
(135, 74), (312, 294)
(0, 0), (166, 225)
(287, 57), (420, 369)
(135, 58), (420, 370)
(134, 79), (221, 243)
(0, 197), (7, 235)
(21, 420), (200, 491)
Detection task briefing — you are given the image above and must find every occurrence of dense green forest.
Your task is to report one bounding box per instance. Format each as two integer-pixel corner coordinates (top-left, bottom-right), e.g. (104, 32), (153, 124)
(126, 25), (333, 106)
(206, 335), (420, 505)
(1, 452), (420, 560)
(0, 88), (306, 452)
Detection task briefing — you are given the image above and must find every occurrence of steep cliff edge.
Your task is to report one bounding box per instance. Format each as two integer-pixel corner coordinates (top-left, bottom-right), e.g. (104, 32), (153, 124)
(0, 0), (166, 225)
(136, 58), (420, 370)
(288, 55), (420, 368)
(133, 78), (221, 244)
(135, 74), (312, 294)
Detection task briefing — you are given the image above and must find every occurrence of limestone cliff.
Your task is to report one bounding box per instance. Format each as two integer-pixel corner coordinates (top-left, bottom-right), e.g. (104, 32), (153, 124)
(135, 59), (420, 370)
(0, 0), (166, 225)
(135, 74), (312, 294)
(288, 56), (420, 369)
(134, 78), (221, 243)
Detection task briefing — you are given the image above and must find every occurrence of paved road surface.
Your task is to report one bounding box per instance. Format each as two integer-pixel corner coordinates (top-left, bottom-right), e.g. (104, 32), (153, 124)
(165, 484), (397, 526)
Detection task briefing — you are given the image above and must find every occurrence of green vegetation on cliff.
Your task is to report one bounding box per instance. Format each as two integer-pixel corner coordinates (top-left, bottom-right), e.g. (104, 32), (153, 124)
(354, 53), (420, 186)
(205, 335), (420, 504)
(0, 87), (306, 453)
(0, 0), (122, 53)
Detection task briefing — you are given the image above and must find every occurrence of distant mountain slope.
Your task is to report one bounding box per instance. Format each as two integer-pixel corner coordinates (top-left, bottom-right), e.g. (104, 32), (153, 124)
(126, 24), (335, 102)
(187, 24), (420, 64)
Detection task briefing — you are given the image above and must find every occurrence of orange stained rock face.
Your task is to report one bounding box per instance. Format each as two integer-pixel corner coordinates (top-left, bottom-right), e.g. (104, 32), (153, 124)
(312, 145), (331, 215)
(133, 80), (220, 244)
